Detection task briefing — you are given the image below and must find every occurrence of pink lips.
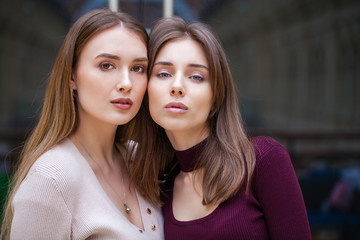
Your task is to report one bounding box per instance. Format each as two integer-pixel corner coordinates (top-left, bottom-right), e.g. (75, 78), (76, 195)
(165, 102), (188, 113)
(111, 98), (133, 110)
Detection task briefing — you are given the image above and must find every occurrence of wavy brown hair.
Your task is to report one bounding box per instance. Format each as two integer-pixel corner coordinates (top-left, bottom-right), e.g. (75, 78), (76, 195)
(0, 9), (148, 240)
(131, 16), (255, 206)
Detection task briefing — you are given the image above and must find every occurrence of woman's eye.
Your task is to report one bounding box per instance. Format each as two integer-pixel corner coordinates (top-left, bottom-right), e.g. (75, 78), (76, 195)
(131, 65), (145, 73)
(190, 75), (204, 81)
(157, 72), (171, 78)
(100, 63), (114, 70)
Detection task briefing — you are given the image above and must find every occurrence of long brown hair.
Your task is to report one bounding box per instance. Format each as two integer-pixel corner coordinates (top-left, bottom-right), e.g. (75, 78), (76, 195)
(1, 9), (148, 239)
(131, 16), (255, 205)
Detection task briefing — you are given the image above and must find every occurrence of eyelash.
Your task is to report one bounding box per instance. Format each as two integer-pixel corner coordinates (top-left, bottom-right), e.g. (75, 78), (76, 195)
(190, 75), (204, 81)
(131, 65), (146, 73)
(100, 62), (114, 70)
(156, 72), (171, 78)
(99, 63), (146, 74)
(155, 72), (205, 82)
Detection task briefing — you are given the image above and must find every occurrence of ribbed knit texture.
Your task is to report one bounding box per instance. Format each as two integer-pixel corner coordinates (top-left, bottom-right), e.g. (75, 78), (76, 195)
(11, 138), (164, 240)
(163, 136), (311, 240)
(174, 138), (207, 172)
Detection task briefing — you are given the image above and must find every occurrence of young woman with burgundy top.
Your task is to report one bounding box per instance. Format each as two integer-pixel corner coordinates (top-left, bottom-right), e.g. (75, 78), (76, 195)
(131, 16), (311, 239)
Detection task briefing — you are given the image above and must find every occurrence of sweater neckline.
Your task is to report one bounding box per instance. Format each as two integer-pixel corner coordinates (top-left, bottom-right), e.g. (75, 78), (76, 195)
(174, 138), (207, 172)
(62, 138), (155, 234)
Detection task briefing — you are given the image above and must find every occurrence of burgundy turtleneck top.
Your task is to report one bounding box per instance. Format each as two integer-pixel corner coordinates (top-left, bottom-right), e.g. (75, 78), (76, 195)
(163, 136), (311, 240)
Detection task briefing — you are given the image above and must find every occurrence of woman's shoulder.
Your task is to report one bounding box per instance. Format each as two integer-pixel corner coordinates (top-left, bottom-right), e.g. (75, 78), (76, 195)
(29, 138), (82, 185)
(252, 136), (287, 156)
(251, 136), (291, 167)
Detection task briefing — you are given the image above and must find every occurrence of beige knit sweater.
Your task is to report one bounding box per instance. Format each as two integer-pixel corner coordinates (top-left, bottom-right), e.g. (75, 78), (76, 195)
(10, 138), (164, 239)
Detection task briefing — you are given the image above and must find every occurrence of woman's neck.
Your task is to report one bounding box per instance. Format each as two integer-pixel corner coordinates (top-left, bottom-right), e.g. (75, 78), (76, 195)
(71, 122), (118, 167)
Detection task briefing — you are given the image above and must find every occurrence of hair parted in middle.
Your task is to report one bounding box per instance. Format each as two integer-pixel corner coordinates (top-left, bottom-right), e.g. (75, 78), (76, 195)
(131, 16), (256, 206)
(1, 9), (149, 240)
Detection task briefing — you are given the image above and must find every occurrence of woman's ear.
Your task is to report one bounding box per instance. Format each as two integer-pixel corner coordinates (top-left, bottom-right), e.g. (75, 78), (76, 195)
(69, 73), (77, 90)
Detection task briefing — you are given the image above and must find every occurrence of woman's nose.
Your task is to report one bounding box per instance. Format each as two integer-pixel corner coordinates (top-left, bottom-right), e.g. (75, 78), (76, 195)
(170, 74), (185, 96)
(170, 88), (184, 96)
(116, 69), (132, 92)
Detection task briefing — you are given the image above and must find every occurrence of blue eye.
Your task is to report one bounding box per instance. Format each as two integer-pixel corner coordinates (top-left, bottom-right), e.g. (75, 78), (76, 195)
(190, 75), (204, 81)
(131, 65), (145, 73)
(100, 62), (114, 70)
(157, 72), (171, 78)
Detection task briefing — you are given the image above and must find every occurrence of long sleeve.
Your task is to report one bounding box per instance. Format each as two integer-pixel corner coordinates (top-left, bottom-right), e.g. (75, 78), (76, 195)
(254, 137), (311, 240)
(11, 172), (72, 240)
(10, 139), (164, 240)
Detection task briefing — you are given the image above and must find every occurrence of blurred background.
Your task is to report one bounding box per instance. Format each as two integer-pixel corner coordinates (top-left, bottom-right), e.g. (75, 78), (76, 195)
(0, 0), (359, 239)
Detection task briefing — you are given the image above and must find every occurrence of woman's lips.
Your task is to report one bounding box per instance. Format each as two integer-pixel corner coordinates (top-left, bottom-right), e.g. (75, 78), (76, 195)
(111, 98), (133, 110)
(165, 102), (188, 113)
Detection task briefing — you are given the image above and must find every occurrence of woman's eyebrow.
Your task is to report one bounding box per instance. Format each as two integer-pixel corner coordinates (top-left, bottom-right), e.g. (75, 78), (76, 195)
(95, 54), (147, 63)
(154, 61), (208, 70)
(95, 53), (120, 60)
(134, 57), (148, 62)
(188, 63), (209, 70)
(154, 61), (173, 66)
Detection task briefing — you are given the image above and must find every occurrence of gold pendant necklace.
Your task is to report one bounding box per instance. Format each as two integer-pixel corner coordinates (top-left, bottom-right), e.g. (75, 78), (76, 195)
(75, 135), (131, 214)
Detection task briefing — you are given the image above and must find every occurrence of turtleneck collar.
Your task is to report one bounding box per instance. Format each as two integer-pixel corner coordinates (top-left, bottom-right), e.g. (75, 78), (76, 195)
(174, 138), (208, 172)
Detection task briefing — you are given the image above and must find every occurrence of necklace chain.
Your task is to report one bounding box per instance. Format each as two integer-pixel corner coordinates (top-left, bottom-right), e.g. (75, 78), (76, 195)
(74, 135), (131, 214)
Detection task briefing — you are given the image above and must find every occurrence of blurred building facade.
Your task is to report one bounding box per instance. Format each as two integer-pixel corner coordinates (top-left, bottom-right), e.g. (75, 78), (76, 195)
(2, 0), (359, 132)
(0, 0), (68, 129)
(210, 0), (360, 131)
